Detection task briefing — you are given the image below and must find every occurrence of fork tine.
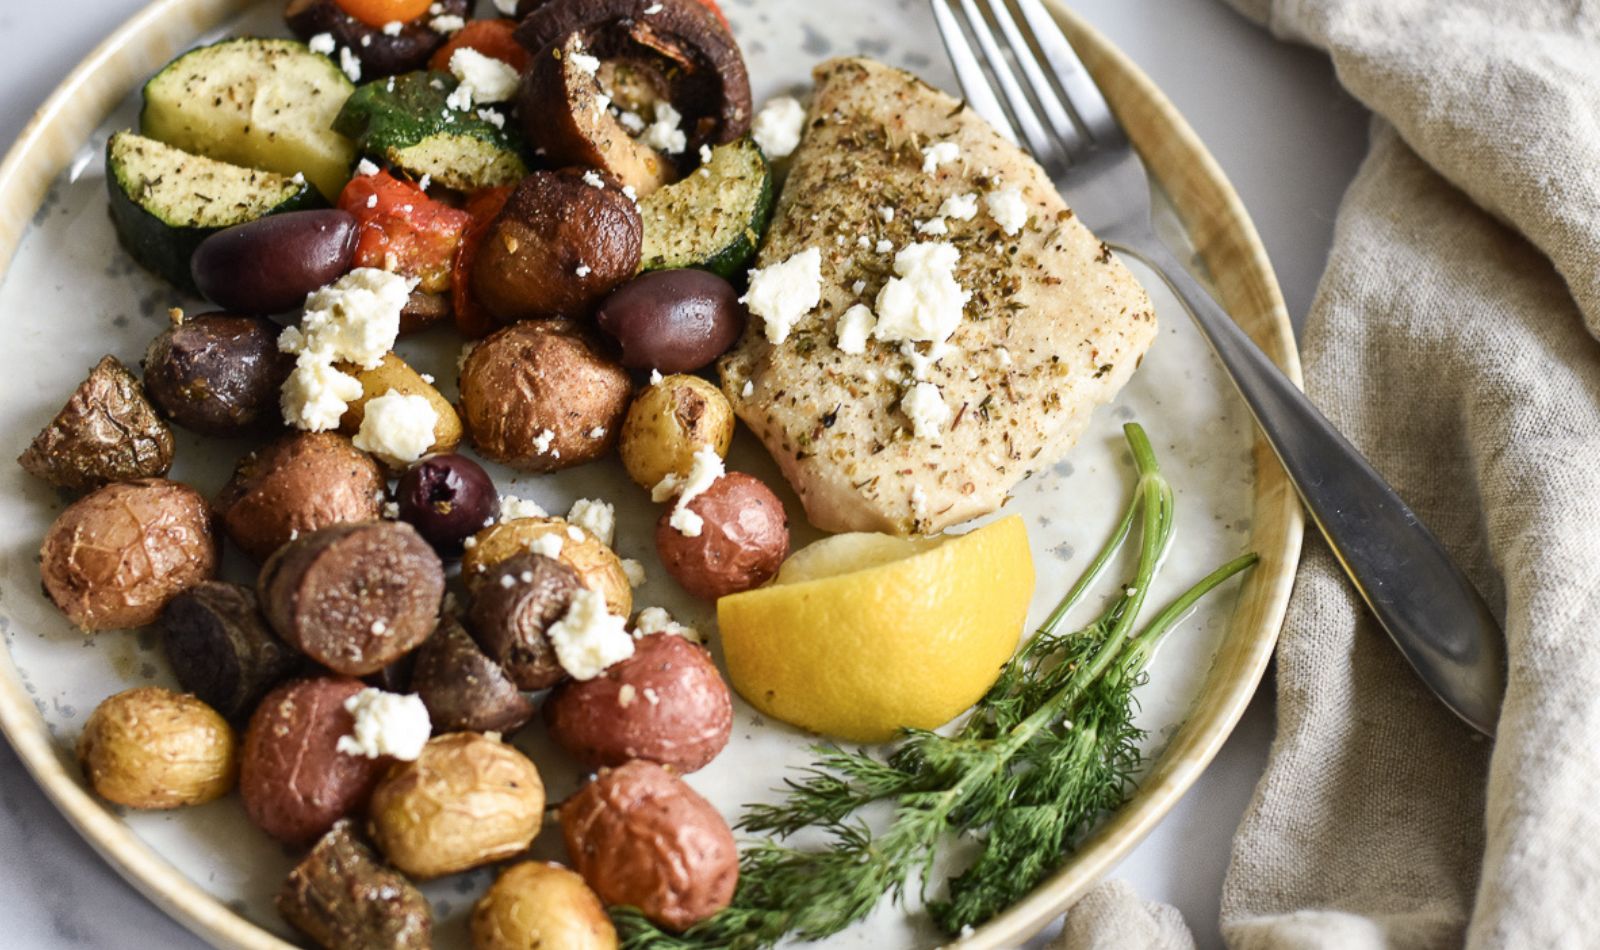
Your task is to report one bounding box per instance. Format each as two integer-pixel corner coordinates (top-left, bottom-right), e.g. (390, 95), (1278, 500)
(951, 0), (1062, 166)
(930, 0), (1020, 145)
(1009, 0), (1127, 147)
(979, 0), (1083, 152)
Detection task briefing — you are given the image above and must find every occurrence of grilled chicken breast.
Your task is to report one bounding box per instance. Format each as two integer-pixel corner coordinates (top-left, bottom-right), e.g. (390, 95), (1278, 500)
(720, 57), (1156, 536)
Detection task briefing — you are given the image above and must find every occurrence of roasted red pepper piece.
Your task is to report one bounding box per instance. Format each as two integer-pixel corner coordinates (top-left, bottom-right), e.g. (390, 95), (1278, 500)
(451, 185), (513, 339)
(428, 18), (531, 73)
(337, 170), (472, 296)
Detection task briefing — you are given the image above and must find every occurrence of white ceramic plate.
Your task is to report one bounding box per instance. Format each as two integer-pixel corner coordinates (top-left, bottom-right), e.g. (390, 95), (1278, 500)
(0, 1), (1303, 948)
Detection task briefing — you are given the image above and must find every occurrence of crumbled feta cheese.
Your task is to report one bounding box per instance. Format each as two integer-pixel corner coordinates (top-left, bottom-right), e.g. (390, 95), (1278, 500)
(873, 243), (970, 345)
(417, 174), (431, 191)
(548, 589), (634, 680)
(901, 382), (951, 438)
(476, 108), (506, 129)
(492, 0), (517, 14)
(649, 369), (664, 386)
(357, 158), (380, 176)
(996, 346), (1013, 367)
(643, 101), (687, 154)
(429, 14), (465, 32)
(634, 606), (701, 643)
(910, 484), (929, 517)
(525, 532), (564, 560)
(699, 144), (714, 165)
(621, 558), (647, 587)
(618, 684), (637, 707)
(644, 1), (664, 12)
(575, 264), (592, 277)
(985, 186), (1029, 236)
(336, 689), (430, 760)
(852, 280), (867, 295)
(569, 50), (601, 76)
(281, 268), (413, 369)
(741, 247), (822, 345)
(382, 501), (400, 520)
(879, 206), (895, 223)
(499, 494), (549, 522)
(381, 20), (404, 36)
(617, 109), (646, 133)
(858, 236), (871, 249)
(566, 525), (585, 542)
(621, 184), (638, 203)
(308, 33), (336, 56)
(582, 170), (605, 189)
(835, 303), (875, 355)
(940, 192), (980, 220)
(353, 389), (439, 466)
(657, 448), (724, 537)
(922, 141), (960, 173)
(751, 96), (806, 158)
(339, 46), (362, 82)
(531, 428), (556, 455)
(449, 47), (520, 105)
(567, 498), (615, 547)
(281, 354), (362, 432)
(917, 217), (949, 236)
(876, 239), (894, 254)
(741, 380), (754, 398)
(365, 194), (378, 209)
(291, 172), (306, 185)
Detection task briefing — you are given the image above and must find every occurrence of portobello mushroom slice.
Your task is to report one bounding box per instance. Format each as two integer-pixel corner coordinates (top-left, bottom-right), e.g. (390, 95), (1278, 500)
(513, 0), (752, 182)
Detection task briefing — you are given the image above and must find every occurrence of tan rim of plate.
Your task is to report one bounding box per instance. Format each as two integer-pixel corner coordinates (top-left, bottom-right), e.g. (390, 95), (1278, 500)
(0, 1), (1305, 949)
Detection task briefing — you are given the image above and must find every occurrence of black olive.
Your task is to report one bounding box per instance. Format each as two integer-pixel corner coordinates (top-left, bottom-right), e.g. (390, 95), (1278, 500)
(395, 455), (500, 555)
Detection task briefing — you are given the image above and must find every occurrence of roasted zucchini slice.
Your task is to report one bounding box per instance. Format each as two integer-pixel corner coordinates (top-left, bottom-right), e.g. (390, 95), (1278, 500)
(333, 72), (530, 192)
(106, 131), (325, 293)
(140, 37), (357, 201)
(638, 137), (772, 279)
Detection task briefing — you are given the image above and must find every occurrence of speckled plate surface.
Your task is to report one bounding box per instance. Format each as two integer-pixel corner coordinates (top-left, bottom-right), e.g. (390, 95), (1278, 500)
(0, 1), (1302, 948)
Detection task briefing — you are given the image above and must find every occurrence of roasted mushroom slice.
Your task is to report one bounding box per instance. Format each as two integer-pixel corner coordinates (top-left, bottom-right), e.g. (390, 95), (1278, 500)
(284, 0), (470, 80)
(513, 0), (752, 180)
(468, 170), (643, 323)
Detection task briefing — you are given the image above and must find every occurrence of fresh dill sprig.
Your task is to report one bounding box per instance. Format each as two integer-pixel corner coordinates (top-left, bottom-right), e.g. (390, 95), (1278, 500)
(616, 424), (1258, 949)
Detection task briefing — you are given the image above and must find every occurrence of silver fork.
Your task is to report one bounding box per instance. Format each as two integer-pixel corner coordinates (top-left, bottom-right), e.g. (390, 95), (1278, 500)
(932, 0), (1505, 736)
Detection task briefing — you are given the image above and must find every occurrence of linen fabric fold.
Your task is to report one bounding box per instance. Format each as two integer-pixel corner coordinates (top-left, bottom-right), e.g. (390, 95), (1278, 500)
(1055, 1), (1600, 947)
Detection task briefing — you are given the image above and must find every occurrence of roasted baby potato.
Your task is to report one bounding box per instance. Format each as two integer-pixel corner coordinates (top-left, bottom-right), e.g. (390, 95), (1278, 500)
(142, 312), (293, 438)
(458, 319), (631, 473)
(278, 820), (432, 950)
(461, 516), (632, 617)
(335, 352), (463, 463)
(367, 732), (546, 880)
(19, 355), (174, 490)
(40, 478), (218, 631)
(619, 374), (734, 491)
(213, 431), (387, 561)
(78, 686), (237, 809)
(472, 861), (617, 950)
(656, 472), (789, 600)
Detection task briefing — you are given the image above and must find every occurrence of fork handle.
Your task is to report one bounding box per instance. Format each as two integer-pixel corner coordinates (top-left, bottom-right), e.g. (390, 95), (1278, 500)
(1125, 236), (1506, 735)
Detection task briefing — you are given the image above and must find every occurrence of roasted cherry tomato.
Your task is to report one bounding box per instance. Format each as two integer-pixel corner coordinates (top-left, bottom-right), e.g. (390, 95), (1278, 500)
(451, 185), (513, 339)
(338, 170), (472, 295)
(428, 19), (530, 73)
(333, 0), (432, 29)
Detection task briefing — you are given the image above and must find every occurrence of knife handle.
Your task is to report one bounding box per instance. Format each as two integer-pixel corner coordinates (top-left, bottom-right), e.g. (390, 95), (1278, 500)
(1128, 233), (1506, 735)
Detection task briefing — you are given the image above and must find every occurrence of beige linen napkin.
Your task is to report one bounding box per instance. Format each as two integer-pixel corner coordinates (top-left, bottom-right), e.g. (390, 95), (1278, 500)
(1055, 1), (1600, 947)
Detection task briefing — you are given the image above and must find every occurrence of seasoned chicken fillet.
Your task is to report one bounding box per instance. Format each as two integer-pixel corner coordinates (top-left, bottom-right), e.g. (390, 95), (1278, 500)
(720, 57), (1156, 536)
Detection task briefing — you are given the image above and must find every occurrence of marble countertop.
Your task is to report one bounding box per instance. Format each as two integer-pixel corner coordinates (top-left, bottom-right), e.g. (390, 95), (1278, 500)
(0, 1), (1369, 947)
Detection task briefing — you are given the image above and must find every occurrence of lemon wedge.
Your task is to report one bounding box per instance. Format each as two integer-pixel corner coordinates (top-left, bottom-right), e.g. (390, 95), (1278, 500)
(717, 515), (1034, 742)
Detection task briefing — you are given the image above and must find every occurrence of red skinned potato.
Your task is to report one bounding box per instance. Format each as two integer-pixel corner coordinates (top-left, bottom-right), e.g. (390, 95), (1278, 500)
(656, 472), (788, 600)
(258, 520), (445, 677)
(561, 759), (737, 932)
(544, 633), (732, 773)
(40, 478), (218, 631)
(468, 169), (642, 323)
(213, 431), (387, 561)
(240, 676), (391, 845)
(457, 319), (631, 472)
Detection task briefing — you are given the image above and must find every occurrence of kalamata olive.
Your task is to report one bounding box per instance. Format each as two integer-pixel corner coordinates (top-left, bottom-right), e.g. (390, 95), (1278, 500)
(395, 455), (499, 554)
(190, 209), (359, 314)
(143, 312), (293, 438)
(595, 270), (746, 372)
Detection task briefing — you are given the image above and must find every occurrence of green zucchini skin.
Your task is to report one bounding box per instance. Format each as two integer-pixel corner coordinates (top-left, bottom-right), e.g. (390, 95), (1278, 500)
(106, 131), (326, 294)
(139, 37), (357, 202)
(638, 137), (773, 279)
(333, 72), (531, 192)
